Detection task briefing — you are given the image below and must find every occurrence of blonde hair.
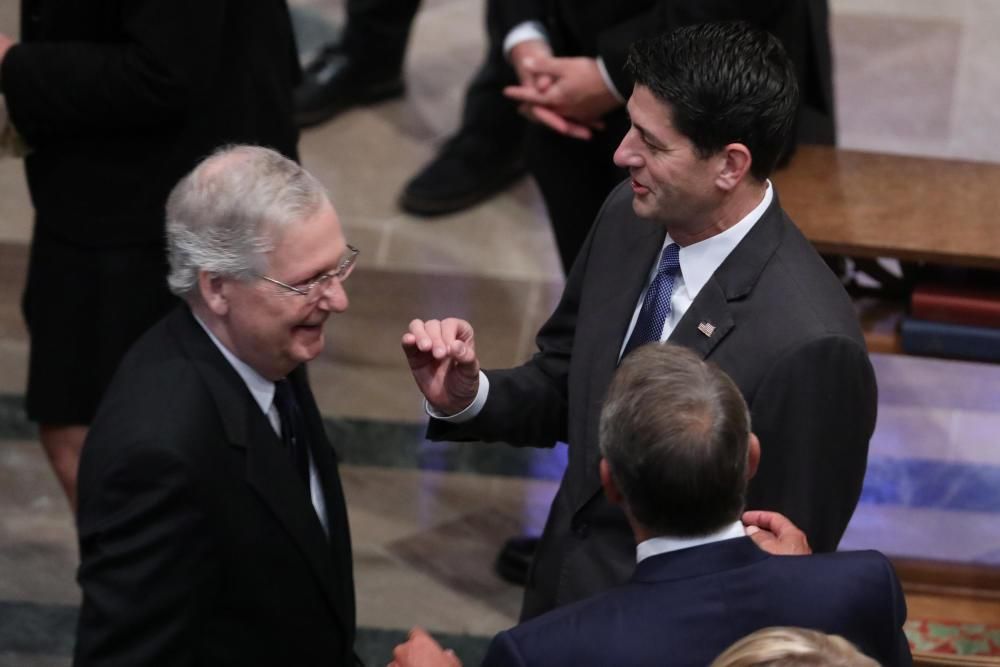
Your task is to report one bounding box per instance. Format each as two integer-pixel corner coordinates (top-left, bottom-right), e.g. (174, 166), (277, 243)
(711, 627), (879, 667)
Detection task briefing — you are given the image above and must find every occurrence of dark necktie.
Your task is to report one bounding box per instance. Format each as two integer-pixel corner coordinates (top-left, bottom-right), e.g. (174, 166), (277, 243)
(622, 243), (681, 359)
(274, 379), (310, 485)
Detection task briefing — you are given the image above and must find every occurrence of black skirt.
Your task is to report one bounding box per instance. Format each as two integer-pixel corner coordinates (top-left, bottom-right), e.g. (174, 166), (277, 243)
(21, 226), (177, 425)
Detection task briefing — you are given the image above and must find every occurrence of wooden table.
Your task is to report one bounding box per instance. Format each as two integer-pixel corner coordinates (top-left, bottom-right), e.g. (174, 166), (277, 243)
(773, 146), (1000, 271)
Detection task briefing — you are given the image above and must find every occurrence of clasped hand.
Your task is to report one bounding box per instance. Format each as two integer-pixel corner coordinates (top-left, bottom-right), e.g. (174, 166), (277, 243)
(505, 39), (621, 141)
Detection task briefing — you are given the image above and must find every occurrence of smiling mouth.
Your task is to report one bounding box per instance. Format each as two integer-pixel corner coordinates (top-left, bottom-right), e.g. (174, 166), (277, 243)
(631, 178), (650, 195)
(296, 321), (325, 331)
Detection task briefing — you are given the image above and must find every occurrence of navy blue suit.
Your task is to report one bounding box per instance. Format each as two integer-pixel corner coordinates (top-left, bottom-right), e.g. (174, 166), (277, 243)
(482, 537), (911, 667)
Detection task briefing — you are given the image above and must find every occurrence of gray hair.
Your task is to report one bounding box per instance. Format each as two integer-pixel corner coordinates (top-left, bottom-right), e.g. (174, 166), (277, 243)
(599, 343), (752, 537)
(165, 145), (327, 299)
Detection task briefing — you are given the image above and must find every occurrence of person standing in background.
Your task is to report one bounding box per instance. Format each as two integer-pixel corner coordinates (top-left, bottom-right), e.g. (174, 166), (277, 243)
(0, 0), (300, 509)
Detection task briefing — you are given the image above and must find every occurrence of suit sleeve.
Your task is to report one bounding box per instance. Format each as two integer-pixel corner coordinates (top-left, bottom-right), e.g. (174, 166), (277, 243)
(746, 334), (877, 553)
(425, 181), (611, 448)
(0, 0), (226, 146)
(879, 555), (913, 667)
(481, 631), (529, 667)
(75, 441), (218, 667)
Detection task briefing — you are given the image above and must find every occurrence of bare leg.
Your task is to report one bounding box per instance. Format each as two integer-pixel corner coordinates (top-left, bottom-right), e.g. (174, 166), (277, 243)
(39, 424), (87, 513)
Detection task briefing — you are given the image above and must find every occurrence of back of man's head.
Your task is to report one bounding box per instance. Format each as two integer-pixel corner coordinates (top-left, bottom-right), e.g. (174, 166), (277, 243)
(165, 144), (327, 301)
(599, 342), (751, 537)
(626, 21), (799, 180)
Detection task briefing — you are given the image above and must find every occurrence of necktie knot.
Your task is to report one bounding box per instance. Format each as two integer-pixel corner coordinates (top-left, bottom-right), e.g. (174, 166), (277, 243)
(658, 243), (681, 275)
(621, 243), (682, 360)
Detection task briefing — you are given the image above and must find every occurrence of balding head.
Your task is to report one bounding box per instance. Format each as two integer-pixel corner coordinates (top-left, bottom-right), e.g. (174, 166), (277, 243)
(599, 343), (753, 537)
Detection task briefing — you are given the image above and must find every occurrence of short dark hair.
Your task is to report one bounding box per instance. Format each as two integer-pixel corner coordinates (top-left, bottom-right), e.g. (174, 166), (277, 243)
(598, 343), (751, 537)
(626, 21), (799, 180)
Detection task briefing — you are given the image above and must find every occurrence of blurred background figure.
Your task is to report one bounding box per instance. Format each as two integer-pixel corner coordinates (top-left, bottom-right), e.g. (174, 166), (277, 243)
(710, 627), (880, 667)
(294, 0), (527, 217)
(0, 0), (301, 509)
(499, 0), (836, 273)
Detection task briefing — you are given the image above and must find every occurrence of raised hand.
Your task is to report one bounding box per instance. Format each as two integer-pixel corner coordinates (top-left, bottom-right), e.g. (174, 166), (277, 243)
(401, 318), (481, 415)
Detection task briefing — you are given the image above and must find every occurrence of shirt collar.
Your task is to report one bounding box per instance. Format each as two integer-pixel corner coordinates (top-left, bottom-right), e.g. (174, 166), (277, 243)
(668, 180), (773, 296)
(192, 313), (276, 416)
(636, 520), (747, 563)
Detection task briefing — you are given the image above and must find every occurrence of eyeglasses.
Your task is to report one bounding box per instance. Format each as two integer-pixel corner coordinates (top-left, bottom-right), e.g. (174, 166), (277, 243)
(257, 244), (359, 301)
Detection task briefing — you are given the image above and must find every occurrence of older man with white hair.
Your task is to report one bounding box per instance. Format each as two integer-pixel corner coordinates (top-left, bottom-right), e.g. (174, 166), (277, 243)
(75, 145), (360, 666)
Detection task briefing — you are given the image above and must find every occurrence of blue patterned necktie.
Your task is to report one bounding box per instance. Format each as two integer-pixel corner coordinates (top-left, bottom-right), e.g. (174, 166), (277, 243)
(622, 243), (681, 359)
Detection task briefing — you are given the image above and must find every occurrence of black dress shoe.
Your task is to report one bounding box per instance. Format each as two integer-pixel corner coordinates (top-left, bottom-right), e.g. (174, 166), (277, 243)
(494, 535), (539, 587)
(294, 44), (405, 128)
(398, 131), (525, 216)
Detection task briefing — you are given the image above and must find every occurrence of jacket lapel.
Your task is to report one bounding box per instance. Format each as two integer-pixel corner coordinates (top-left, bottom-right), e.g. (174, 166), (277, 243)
(579, 215), (665, 493)
(291, 366), (357, 639)
(169, 307), (351, 632)
(668, 193), (787, 359)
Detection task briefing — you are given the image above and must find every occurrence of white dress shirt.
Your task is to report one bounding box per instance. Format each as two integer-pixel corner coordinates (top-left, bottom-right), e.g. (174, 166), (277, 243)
(194, 315), (329, 535)
(635, 520), (748, 563)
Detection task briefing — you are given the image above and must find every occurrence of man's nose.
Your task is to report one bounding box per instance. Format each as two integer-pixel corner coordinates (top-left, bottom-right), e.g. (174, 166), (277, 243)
(613, 132), (641, 169)
(315, 278), (349, 312)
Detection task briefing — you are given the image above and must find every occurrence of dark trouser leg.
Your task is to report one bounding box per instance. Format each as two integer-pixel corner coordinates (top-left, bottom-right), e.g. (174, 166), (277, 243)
(398, 0), (526, 215)
(524, 109), (630, 273)
(295, 0), (418, 127)
(342, 0), (422, 75)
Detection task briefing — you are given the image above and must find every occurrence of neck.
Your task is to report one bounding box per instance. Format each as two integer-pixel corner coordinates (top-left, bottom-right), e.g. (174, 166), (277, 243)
(667, 179), (767, 247)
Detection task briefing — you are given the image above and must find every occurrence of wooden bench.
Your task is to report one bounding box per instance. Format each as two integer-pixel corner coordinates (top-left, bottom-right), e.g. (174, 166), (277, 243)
(772, 146), (1000, 354)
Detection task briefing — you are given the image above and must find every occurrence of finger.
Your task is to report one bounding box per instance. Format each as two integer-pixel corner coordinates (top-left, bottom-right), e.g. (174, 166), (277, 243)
(521, 53), (560, 75)
(422, 320), (449, 359)
(503, 84), (554, 106)
(445, 318), (475, 343)
(406, 319), (434, 352)
(534, 72), (555, 93)
(747, 528), (777, 550)
(531, 106), (593, 140)
(744, 510), (792, 536)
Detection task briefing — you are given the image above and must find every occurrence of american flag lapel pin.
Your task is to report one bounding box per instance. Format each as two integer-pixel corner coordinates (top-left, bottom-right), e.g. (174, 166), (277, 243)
(697, 321), (716, 338)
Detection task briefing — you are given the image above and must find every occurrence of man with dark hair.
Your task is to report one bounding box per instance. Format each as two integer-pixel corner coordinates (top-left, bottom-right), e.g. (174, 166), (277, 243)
(402, 21), (876, 622)
(75, 146), (359, 665)
(391, 344), (909, 667)
(499, 0), (835, 272)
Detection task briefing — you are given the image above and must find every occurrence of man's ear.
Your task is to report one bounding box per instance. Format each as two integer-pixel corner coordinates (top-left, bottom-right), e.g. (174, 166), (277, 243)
(600, 458), (624, 506)
(714, 143), (752, 191)
(746, 432), (761, 481)
(198, 271), (229, 316)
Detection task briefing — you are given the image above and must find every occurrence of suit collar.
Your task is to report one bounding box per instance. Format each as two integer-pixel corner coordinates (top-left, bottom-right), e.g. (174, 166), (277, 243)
(166, 306), (355, 637)
(192, 312), (276, 417)
(668, 191), (787, 359)
(631, 536), (769, 583)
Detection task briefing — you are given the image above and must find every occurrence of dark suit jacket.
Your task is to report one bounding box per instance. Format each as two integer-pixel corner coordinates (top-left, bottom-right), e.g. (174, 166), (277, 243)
(482, 538), (912, 667)
(1, 0), (300, 246)
(75, 306), (357, 666)
(431, 182), (877, 618)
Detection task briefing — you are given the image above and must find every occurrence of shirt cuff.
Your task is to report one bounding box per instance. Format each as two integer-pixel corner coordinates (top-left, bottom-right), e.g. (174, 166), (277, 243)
(424, 371), (490, 423)
(504, 21), (549, 60)
(596, 57), (625, 103)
